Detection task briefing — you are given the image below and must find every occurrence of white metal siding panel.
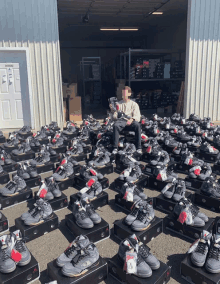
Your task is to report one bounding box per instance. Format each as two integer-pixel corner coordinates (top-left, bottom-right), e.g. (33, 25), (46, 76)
(0, 0), (63, 129)
(184, 0), (220, 121)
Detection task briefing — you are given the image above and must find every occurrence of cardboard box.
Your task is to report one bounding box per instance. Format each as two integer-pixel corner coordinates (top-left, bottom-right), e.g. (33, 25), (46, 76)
(69, 96), (82, 122)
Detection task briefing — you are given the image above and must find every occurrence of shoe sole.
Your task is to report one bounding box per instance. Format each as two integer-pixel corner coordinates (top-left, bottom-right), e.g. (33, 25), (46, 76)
(132, 217), (155, 231)
(36, 162), (50, 167)
(0, 266), (17, 274)
(62, 259), (100, 277)
(17, 254), (32, 266)
(25, 213), (54, 226)
(76, 221), (94, 229)
(2, 191), (19, 197)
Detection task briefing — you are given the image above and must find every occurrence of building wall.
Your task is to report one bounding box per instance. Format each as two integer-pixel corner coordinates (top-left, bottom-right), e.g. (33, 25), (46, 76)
(184, 0), (220, 121)
(0, 0), (63, 129)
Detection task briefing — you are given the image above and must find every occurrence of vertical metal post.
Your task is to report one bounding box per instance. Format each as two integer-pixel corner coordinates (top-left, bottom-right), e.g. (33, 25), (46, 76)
(124, 54), (126, 80)
(120, 54), (122, 79)
(129, 48), (131, 87)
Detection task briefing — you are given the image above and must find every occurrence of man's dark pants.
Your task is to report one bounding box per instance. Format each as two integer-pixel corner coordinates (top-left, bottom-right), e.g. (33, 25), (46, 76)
(113, 120), (141, 149)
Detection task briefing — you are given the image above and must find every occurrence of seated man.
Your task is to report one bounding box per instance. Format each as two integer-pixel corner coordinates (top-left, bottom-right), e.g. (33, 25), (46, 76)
(110, 86), (142, 155)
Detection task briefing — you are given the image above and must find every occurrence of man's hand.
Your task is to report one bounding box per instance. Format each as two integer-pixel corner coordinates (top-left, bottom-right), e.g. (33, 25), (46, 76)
(127, 118), (133, 125)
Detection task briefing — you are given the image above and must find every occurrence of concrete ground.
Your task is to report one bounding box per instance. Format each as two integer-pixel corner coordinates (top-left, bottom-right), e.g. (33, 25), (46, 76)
(1, 160), (219, 284)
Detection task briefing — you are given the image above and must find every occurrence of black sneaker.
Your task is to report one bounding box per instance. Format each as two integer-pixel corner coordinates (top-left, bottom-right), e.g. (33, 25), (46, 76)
(205, 234), (220, 273)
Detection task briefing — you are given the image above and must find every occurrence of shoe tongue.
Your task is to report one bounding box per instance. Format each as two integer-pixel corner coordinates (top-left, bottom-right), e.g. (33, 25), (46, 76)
(201, 230), (212, 241)
(12, 230), (22, 240)
(0, 235), (9, 247)
(214, 234), (220, 245)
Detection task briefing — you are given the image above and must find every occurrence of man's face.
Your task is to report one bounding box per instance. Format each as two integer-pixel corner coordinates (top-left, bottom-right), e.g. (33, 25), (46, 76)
(122, 89), (130, 101)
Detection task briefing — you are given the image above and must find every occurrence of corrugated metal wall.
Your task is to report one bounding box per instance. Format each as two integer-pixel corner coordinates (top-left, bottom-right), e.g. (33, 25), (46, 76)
(184, 0), (220, 121)
(0, 0), (63, 129)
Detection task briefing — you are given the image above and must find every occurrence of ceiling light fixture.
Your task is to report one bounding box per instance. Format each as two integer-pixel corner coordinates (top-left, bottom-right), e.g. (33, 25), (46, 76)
(100, 28), (119, 31)
(152, 11), (163, 15)
(120, 28), (139, 31)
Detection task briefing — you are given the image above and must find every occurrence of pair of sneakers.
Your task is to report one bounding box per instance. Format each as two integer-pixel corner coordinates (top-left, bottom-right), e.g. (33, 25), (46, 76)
(21, 198), (53, 226)
(17, 162), (38, 179)
(37, 177), (61, 200)
(120, 182), (147, 203)
(190, 230), (220, 273)
(113, 148), (142, 155)
(161, 179), (186, 202)
(52, 162), (74, 182)
(11, 142), (31, 156)
(0, 175), (26, 197)
(80, 165), (104, 181)
(0, 150), (12, 166)
(118, 234), (160, 278)
(78, 178), (103, 201)
(72, 200), (101, 229)
(56, 235), (100, 277)
(124, 200), (155, 231)
(0, 230), (31, 273)
(119, 165), (142, 183)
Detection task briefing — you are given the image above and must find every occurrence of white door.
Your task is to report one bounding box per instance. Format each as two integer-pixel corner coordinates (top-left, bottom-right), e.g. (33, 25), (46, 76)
(0, 63), (23, 128)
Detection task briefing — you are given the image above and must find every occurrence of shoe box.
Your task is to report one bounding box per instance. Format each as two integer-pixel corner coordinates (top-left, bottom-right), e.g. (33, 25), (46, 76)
(185, 176), (204, 191)
(2, 161), (17, 173)
(17, 132), (33, 140)
(34, 192), (68, 212)
(0, 212), (9, 234)
(114, 217), (163, 245)
(57, 174), (76, 191)
(175, 163), (191, 174)
(36, 162), (54, 174)
(0, 136), (6, 144)
(154, 191), (192, 214)
(69, 191), (108, 210)
(187, 145), (200, 153)
(54, 164), (81, 175)
(70, 153), (88, 162)
(74, 176), (109, 191)
(50, 153), (61, 163)
(115, 162), (145, 174)
(0, 253), (40, 284)
(62, 131), (79, 140)
(212, 163), (220, 175)
(0, 171), (10, 184)
(0, 145), (18, 153)
(15, 212), (59, 242)
(90, 163), (114, 176)
(195, 151), (218, 163)
(0, 187), (33, 210)
(52, 145), (67, 154)
(65, 214), (110, 244)
(143, 161), (176, 176)
(108, 254), (171, 284)
(192, 190), (220, 213)
(47, 256), (108, 284)
(115, 194), (153, 213)
(170, 153), (182, 163)
(148, 177), (172, 191)
(181, 254), (220, 284)
(38, 138), (49, 145)
(164, 213), (215, 241)
(30, 145), (41, 153)
(10, 151), (35, 162)
(114, 175), (149, 192)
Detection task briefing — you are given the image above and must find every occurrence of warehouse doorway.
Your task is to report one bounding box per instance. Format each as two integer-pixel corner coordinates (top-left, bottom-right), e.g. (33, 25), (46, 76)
(0, 49), (34, 129)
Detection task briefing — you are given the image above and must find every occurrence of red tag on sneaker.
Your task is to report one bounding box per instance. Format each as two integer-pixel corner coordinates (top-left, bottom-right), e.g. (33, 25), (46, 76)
(178, 211), (187, 224)
(56, 166), (60, 173)
(90, 169), (97, 176)
(105, 121), (108, 125)
(11, 250), (22, 262)
(56, 134), (60, 138)
(156, 173), (162, 181)
(52, 139), (56, 143)
(33, 133), (37, 137)
(174, 129), (178, 134)
(97, 133), (102, 139)
(194, 169), (201, 175)
(141, 120), (145, 125)
(188, 159), (193, 166)
(71, 123), (75, 127)
(87, 178), (95, 187)
(39, 188), (47, 198)
(116, 104), (119, 111)
(85, 121), (89, 126)
(157, 129), (160, 133)
(123, 191), (128, 200)
(60, 159), (67, 165)
(147, 146), (152, 153)
(1, 157), (4, 161)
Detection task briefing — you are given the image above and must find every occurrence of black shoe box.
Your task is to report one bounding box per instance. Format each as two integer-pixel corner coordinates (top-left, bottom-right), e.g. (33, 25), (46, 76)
(25, 175), (42, 188)
(181, 254), (220, 284)
(54, 164), (81, 175)
(38, 138), (49, 145)
(69, 191), (108, 210)
(175, 163), (190, 174)
(57, 175), (76, 191)
(212, 163), (220, 175)
(115, 161), (145, 174)
(115, 194), (153, 213)
(114, 175), (148, 192)
(185, 176), (203, 191)
(143, 162), (176, 176)
(71, 153), (88, 162)
(83, 145), (92, 154)
(0, 213), (9, 234)
(65, 214), (110, 244)
(108, 255), (171, 284)
(10, 151), (35, 162)
(62, 132), (79, 140)
(148, 177), (171, 191)
(0, 187), (33, 210)
(34, 192), (68, 212)
(0, 145), (18, 153)
(36, 162), (54, 174)
(52, 146), (67, 154)
(154, 191), (192, 214)
(165, 214), (215, 241)
(17, 132), (33, 139)
(74, 176), (109, 190)
(47, 256), (108, 284)
(196, 152), (218, 163)
(90, 163), (114, 176)
(30, 145), (41, 153)
(0, 137), (6, 144)
(50, 154), (61, 163)
(170, 153), (182, 163)
(0, 253), (40, 284)
(2, 161), (17, 173)
(193, 190), (220, 212)
(0, 171), (10, 184)
(187, 145), (200, 153)
(15, 212), (59, 242)
(114, 217), (163, 244)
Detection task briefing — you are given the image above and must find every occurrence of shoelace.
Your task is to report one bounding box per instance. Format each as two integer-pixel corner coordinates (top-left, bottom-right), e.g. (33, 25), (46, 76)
(1, 247), (10, 261)
(195, 241), (207, 255)
(139, 244), (150, 258)
(208, 245), (220, 260)
(15, 239), (26, 253)
(136, 209), (148, 222)
(175, 185), (183, 195)
(71, 249), (89, 265)
(189, 204), (199, 218)
(5, 181), (16, 190)
(31, 207), (42, 218)
(78, 208), (89, 220)
(86, 204), (96, 216)
(65, 245), (79, 257)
